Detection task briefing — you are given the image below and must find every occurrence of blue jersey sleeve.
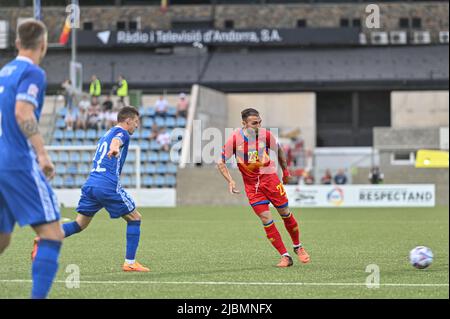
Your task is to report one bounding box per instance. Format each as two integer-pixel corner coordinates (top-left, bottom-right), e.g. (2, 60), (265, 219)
(112, 129), (129, 146)
(16, 67), (45, 109)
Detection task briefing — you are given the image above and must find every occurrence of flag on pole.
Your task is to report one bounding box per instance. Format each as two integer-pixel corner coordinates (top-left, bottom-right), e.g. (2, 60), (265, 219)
(59, 19), (71, 45)
(161, 0), (169, 13)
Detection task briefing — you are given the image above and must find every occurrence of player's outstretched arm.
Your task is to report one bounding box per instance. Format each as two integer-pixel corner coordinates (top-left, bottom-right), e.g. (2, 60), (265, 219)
(107, 137), (123, 158)
(15, 100), (54, 179)
(277, 143), (291, 185)
(216, 160), (240, 194)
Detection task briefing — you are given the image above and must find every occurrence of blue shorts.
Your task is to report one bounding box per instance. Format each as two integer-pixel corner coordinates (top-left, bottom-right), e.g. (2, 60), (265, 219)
(76, 185), (136, 218)
(0, 167), (61, 234)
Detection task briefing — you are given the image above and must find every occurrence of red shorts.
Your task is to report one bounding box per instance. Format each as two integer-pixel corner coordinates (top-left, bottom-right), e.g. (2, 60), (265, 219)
(243, 173), (289, 215)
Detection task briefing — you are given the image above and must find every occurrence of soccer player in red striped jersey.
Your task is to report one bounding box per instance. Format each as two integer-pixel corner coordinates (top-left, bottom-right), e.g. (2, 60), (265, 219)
(217, 108), (310, 267)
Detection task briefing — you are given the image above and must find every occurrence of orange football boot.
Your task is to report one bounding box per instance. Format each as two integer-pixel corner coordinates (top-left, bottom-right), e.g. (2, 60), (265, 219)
(294, 246), (310, 264)
(31, 237), (40, 261)
(122, 261), (150, 272)
(276, 255), (293, 268)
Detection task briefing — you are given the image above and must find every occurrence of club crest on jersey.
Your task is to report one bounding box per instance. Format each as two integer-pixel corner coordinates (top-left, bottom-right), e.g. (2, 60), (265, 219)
(27, 84), (39, 98)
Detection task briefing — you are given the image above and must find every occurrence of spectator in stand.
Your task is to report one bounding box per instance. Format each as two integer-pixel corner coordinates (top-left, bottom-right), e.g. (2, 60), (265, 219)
(78, 94), (90, 112)
(64, 104), (78, 131)
(150, 123), (159, 141)
(105, 105), (119, 130)
(303, 170), (315, 185)
(102, 95), (113, 112)
(320, 169), (333, 185)
(87, 104), (100, 130)
(155, 95), (169, 117)
(61, 79), (75, 109)
(369, 166), (384, 184)
(156, 128), (171, 152)
(89, 74), (101, 105)
(116, 74), (128, 107)
(334, 169), (348, 185)
(77, 107), (88, 130)
(176, 93), (189, 118)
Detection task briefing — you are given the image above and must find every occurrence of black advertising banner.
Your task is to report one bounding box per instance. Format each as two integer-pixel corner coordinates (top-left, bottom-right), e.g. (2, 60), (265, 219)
(74, 28), (360, 47)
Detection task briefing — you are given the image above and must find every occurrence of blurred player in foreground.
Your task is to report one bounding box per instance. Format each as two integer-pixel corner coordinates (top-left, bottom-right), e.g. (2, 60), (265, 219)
(217, 108), (310, 267)
(33, 107), (150, 272)
(0, 19), (64, 298)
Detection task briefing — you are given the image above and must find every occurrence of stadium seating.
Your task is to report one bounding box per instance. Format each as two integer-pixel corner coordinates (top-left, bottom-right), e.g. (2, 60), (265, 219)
(49, 104), (187, 189)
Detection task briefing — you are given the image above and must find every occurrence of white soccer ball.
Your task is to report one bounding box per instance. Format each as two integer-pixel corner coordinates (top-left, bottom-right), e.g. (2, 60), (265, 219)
(409, 246), (433, 269)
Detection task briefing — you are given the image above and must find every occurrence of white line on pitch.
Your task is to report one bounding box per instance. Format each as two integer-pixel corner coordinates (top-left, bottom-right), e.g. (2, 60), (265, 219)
(0, 279), (448, 287)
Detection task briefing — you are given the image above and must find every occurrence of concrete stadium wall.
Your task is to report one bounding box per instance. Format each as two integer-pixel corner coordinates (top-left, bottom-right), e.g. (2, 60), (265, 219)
(0, 2), (448, 43)
(374, 127), (443, 151)
(391, 91), (449, 129)
(227, 92), (316, 149)
(176, 166), (248, 207)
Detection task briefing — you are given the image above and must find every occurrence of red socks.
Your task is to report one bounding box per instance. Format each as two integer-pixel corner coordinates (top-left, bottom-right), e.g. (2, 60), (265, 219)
(281, 212), (300, 246)
(263, 221), (288, 255)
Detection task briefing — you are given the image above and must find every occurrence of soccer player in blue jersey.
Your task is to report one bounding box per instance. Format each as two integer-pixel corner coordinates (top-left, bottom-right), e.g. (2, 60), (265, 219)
(33, 106), (150, 272)
(0, 19), (64, 299)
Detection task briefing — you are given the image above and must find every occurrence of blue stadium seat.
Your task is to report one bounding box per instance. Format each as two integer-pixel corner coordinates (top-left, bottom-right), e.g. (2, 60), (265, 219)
(86, 129), (97, 140)
(82, 151), (92, 162)
(167, 107), (177, 117)
(64, 176), (75, 188)
(72, 139), (83, 146)
(75, 130), (86, 140)
(58, 151), (69, 162)
(69, 152), (80, 162)
(167, 163), (177, 174)
(141, 129), (151, 139)
(148, 151), (159, 162)
(165, 174), (177, 187)
(53, 176), (64, 188)
(165, 117), (176, 128)
(159, 152), (170, 162)
(122, 176), (132, 188)
(75, 176), (85, 187)
(144, 164), (156, 174)
(97, 130), (105, 139)
(58, 107), (67, 117)
(52, 140), (62, 146)
(176, 117), (186, 127)
(123, 165), (134, 174)
(156, 164), (167, 174)
(56, 118), (66, 129)
(154, 175), (165, 187)
(145, 107), (156, 117)
(133, 130), (141, 139)
(53, 129), (64, 140)
(150, 140), (160, 151)
(140, 152), (148, 162)
(139, 140), (150, 151)
(78, 163), (90, 174)
(55, 163), (66, 174)
(64, 130), (75, 140)
(127, 152), (136, 162)
(48, 151), (58, 162)
(67, 164), (78, 175)
(142, 176), (154, 187)
(142, 118), (154, 128)
(155, 116), (165, 127)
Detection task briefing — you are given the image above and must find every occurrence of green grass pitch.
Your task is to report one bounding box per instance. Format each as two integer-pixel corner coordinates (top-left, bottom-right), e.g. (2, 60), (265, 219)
(0, 206), (448, 299)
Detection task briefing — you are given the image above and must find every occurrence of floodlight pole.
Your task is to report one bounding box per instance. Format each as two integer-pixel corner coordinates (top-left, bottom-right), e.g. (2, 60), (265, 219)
(71, 0), (77, 66)
(33, 0), (41, 20)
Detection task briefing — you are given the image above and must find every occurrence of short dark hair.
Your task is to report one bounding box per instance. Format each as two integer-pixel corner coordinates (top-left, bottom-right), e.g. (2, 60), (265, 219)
(17, 19), (47, 50)
(117, 106), (139, 123)
(241, 108), (260, 121)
